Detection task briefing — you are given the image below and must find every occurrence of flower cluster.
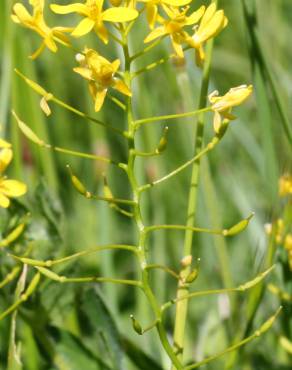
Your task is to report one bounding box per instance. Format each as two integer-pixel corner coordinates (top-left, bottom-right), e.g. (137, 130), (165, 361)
(74, 48), (131, 111)
(0, 139), (27, 208)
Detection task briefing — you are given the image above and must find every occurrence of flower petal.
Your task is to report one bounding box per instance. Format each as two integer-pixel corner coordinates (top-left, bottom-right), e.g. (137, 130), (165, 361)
(102, 8), (138, 22)
(50, 3), (88, 16)
(0, 149), (13, 173)
(0, 180), (27, 197)
(144, 26), (166, 43)
(200, 3), (217, 28)
(185, 5), (205, 25)
(73, 67), (93, 80)
(163, 0), (191, 6)
(0, 139), (11, 149)
(113, 79), (131, 97)
(146, 4), (158, 30)
(72, 17), (95, 37)
(94, 23), (109, 44)
(0, 193), (10, 208)
(94, 88), (107, 112)
(13, 3), (33, 23)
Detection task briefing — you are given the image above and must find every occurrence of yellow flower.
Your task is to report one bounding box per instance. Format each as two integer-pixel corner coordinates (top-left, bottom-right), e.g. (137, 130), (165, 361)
(74, 49), (131, 112)
(279, 174), (292, 197)
(11, 0), (70, 59)
(0, 146), (27, 208)
(144, 5), (205, 58)
(191, 3), (228, 66)
(208, 85), (253, 133)
(139, 0), (192, 29)
(51, 0), (138, 43)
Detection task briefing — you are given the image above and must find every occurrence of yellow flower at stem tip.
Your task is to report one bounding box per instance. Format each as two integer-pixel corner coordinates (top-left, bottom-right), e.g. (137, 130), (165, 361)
(144, 5), (205, 58)
(209, 85), (253, 133)
(11, 0), (71, 59)
(0, 146), (27, 208)
(50, 0), (138, 43)
(74, 49), (131, 112)
(139, 0), (192, 29)
(191, 3), (228, 66)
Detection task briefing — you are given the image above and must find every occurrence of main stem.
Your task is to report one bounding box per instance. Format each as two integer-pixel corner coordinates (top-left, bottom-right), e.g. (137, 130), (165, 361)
(122, 38), (183, 369)
(171, 38), (215, 367)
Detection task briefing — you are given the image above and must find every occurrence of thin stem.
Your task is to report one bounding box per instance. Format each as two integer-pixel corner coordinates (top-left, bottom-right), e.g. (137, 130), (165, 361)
(10, 244), (138, 267)
(139, 131), (225, 192)
(145, 264), (180, 280)
(108, 93), (126, 110)
(171, 32), (216, 365)
(130, 37), (165, 61)
(14, 68), (126, 137)
(52, 96), (126, 136)
(121, 30), (183, 369)
(185, 307), (282, 369)
(161, 265), (274, 313)
(134, 107), (211, 128)
(36, 266), (141, 287)
(145, 224), (224, 235)
(51, 145), (123, 167)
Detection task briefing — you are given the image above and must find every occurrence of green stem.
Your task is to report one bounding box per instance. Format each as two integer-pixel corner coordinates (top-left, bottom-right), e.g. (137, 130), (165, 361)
(134, 107), (211, 127)
(122, 33), (183, 369)
(171, 35), (215, 365)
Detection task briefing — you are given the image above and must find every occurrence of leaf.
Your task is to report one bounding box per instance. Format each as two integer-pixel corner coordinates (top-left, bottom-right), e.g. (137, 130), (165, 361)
(78, 287), (124, 370)
(121, 337), (163, 370)
(47, 326), (111, 370)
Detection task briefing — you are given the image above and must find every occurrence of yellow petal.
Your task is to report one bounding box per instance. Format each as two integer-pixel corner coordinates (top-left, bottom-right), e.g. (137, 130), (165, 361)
(0, 149), (13, 173)
(163, 0), (191, 6)
(213, 111), (222, 134)
(144, 26), (166, 43)
(185, 5), (205, 25)
(212, 85), (253, 111)
(50, 3), (88, 16)
(73, 67), (93, 80)
(200, 3), (217, 28)
(44, 36), (58, 52)
(170, 34), (184, 58)
(0, 139), (11, 149)
(0, 180), (27, 197)
(195, 10), (226, 43)
(94, 24), (109, 44)
(72, 17), (95, 37)
(113, 79), (131, 97)
(146, 4), (158, 30)
(13, 4), (33, 23)
(111, 59), (121, 73)
(102, 7), (138, 22)
(94, 89), (107, 112)
(30, 42), (46, 60)
(0, 193), (10, 208)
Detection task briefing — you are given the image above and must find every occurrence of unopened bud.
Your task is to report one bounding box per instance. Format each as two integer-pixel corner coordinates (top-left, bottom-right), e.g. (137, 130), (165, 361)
(185, 268), (198, 283)
(181, 255), (192, 268)
(156, 127), (169, 153)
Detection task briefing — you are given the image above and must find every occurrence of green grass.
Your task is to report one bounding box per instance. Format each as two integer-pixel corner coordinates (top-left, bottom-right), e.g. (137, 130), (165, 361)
(0, 0), (291, 369)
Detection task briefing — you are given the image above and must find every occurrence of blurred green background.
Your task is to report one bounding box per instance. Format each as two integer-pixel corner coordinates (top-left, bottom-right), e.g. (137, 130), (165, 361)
(0, 0), (291, 369)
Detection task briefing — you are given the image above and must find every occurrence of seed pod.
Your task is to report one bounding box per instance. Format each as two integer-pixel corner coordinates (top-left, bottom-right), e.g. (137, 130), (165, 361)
(0, 223), (25, 248)
(130, 314), (143, 335)
(36, 267), (65, 282)
(223, 212), (254, 236)
(24, 272), (41, 297)
(15, 69), (48, 96)
(12, 111), (46, 146)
